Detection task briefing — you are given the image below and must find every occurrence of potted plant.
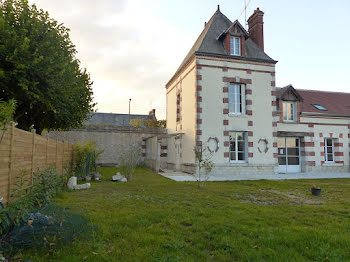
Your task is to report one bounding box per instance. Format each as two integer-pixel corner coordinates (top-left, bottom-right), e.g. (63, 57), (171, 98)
(311, 184), (321, 196)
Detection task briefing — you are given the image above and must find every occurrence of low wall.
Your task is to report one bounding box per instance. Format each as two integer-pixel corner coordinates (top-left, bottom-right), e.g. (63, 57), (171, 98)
(47, 125), (166, 165)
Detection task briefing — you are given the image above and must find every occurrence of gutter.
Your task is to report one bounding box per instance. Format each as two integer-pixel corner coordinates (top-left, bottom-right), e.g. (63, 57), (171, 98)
(301, 112), (350, 118)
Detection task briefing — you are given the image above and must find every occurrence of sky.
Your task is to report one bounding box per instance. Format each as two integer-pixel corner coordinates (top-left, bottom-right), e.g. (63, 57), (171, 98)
(30, 0), (350, 119)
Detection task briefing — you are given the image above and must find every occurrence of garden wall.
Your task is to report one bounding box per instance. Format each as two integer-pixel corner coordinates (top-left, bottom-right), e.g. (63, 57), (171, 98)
(47, 125), (166, 166)
(0, 124), (74, 204)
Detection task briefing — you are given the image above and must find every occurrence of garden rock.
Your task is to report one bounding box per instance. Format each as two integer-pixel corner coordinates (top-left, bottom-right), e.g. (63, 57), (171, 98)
(93, 172), (102, 181)
(85, 176), (92, 181)
(111, 172), (127, 182)
(67, 177), (77, 190)
(74, 183), (91, 190)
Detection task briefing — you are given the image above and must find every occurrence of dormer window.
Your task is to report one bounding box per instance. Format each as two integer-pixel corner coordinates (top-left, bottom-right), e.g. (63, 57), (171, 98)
(283, 102), (296, 122)
(230, 37), (241, 56)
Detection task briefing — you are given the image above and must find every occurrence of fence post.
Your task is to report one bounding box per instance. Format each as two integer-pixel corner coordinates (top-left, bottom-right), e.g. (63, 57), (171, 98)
(45, 136), (49, 165)
(7, 122), (15, 204)
(31, 129), (36, 185)
(55, 139), (58, 173)
(62, 141), (65, 173)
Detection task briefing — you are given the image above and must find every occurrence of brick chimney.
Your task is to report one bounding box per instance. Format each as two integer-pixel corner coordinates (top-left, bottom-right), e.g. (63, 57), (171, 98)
(247, 8), (264, 51)
(149, 109), (156, 117)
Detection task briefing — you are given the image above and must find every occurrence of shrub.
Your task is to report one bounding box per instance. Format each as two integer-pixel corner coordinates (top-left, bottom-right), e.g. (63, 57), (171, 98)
(73, 141), (103, 177)
(119, 143), (142, 181)
(0, 166), (68, 235)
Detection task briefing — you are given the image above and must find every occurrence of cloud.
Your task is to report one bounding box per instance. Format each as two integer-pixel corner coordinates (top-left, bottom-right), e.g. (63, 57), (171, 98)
(29, 0), (193, 119)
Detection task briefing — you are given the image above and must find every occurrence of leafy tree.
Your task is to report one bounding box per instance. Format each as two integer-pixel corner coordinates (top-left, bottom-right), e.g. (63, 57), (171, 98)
(0, 98), (16, 144)
(0, 0), (95, 134)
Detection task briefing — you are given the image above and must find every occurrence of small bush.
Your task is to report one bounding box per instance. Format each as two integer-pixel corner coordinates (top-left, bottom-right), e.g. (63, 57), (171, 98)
(0, 166), (68, 235)
(73, 141), (103, 177)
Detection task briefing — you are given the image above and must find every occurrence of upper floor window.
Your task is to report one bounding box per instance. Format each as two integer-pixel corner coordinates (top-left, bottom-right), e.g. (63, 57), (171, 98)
(176, 94), (181, 122)
(230, 37), (241, 56)
(229, 132), (246, 162)
(324, 138), (334, 163)
(229, 83), (243, 114)
(283, 102), (296, 122)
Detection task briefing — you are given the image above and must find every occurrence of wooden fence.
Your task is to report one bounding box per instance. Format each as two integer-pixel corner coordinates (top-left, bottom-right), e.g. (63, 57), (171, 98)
(0, 123), (74, 204)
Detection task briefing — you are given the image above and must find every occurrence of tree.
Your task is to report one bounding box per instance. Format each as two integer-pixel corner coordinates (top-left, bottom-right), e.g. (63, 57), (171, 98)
(0, 0), (95, 134)
(0, 98), (16, 144)
(193, 145), (214, 188)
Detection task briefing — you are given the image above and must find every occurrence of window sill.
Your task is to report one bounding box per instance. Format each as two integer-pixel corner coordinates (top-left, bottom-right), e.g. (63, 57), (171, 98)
(229, 161), (248, 164)
(323, 162), (343, 167)
(228, 113), (247, 118)
(282, 120), (298, 124)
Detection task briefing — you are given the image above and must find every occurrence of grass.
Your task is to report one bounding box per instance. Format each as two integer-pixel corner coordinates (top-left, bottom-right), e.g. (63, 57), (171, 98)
(18, 167), (350, 261)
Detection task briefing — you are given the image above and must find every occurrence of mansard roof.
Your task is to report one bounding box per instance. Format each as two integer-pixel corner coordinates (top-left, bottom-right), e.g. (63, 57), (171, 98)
(171, 8), (276, 83)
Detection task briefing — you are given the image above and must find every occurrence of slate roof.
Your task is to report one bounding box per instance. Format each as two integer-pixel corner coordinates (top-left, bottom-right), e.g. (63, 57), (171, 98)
(170, 8), (276, 85)
(277, 87), (350, 117)
(84, 112), (156, 127)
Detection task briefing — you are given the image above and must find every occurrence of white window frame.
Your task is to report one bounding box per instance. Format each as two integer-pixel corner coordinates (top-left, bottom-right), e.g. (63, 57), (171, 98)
(324, 138), (335, 163)
(230, 36), (241, 56)
(229, 132), (247, 163)
(283, 102), (296, 122)
(229, 83), (245, 115)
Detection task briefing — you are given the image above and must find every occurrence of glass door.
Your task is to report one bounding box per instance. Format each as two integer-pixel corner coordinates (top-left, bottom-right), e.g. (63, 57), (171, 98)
(278, 137), (301, 173)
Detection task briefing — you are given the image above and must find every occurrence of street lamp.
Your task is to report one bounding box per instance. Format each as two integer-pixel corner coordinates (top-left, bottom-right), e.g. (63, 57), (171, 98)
(128, 98), (132, 127)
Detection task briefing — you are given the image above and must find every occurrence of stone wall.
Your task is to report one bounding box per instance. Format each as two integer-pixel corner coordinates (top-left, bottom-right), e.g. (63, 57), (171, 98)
(46, 125), (166, 165)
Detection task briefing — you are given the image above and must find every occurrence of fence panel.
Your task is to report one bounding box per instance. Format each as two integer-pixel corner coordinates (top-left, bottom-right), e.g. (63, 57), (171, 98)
(0, 123), (75, 204)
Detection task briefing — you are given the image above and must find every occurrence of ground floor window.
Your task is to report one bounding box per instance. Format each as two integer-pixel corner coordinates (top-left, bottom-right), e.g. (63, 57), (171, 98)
(324, 138), (334, 162)
(229, 132), (246, 162)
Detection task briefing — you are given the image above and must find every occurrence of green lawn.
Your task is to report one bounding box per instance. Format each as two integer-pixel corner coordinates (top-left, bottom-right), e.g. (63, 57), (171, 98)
(20, 167), (350, 261)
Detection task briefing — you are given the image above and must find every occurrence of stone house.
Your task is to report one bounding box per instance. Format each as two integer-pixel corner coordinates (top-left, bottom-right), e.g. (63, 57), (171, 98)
(151, 6), (350, 175)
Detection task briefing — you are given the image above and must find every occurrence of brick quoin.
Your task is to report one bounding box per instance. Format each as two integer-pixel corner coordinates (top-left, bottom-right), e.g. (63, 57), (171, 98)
(319, 133), (323, 137)
(196, 130), (202, 135)
(196, 141), (202, 146)
(272, 122), (277, 127)
(224, 131), (229, 136)
(273, 142), (277, 147)
(248, 131), (253, 137)
(248, 142), (254, 147)
(246, 89), (252, 95)
(308, 124), (314, 128)
(248, 153), (254, 158)
(271, 91), (276, 96)
(160, 153), (167, 157)
(320, 152), (325, 156)
(303, 142), (315, 147)
(307, 161), (316, 166)
(223, 87), (228, 93)
(141, 145), (146, 149)
(223, 108), (229, 114)
(271, 81), (275, 87)
(248, 121), (253, 126)
(223, 98), (229, 103)
(246, 110), (253, 116)
(246, 100), (252, 105)
(224, 141), (229, 147)
(305, 152), (315, 156)
(197, 75), (202, 80)
(320, 142), (324, 147)
(196, 96), (202, 102)
(339, 133), (343, 138)
(161, 146), (167, 150)
(223, 120), (229, 125)
(334, 152), (344, 156)
(273, 153), (278, 158)
(197, 119), (202, 124)
(197, 107), (202, 113)
(197, 85), (202, 91)
(272, 111), (279, 117)
(271, 101), (277, 106)
(224, 152), (229, 158)
(271, 72), (275, 76)
(272, 132), (277, 137)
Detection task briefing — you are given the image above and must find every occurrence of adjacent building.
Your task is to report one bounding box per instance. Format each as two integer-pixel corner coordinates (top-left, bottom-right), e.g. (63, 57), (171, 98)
(158, 6), (350, 175)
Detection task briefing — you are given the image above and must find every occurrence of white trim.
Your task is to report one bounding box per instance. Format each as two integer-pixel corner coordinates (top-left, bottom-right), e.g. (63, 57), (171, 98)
(229, 131), (247, 163)
(230, 36), (241, 56)
(324, 138), (335, 163)
(283, 102), (297, 122)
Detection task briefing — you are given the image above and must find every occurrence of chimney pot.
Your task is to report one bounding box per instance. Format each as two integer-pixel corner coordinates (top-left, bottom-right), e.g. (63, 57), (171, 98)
(217, 4), (220, 11)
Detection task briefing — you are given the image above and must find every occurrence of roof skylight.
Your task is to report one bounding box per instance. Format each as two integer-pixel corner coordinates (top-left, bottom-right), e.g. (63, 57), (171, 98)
(312, 104), (327, 111)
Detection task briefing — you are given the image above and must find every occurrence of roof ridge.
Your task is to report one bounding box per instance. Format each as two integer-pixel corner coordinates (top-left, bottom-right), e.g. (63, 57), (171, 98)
(296, 88), (350, 95)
